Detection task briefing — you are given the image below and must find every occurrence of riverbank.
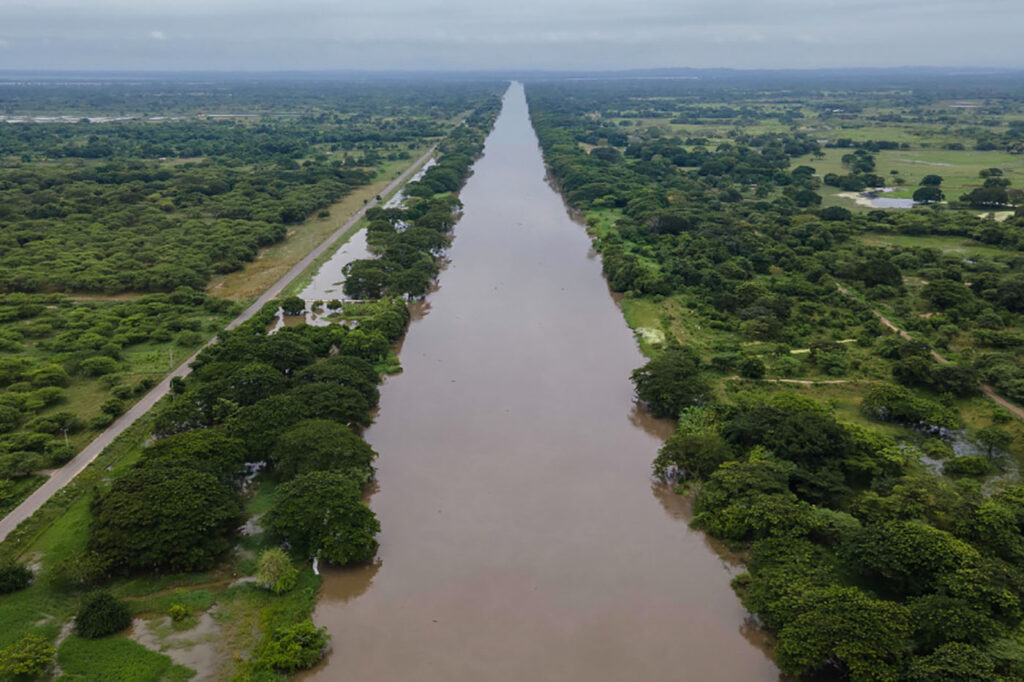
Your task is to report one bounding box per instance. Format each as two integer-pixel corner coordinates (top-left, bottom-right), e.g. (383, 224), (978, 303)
(525, 77), (1024, 679)
(300, 82), (777, 681)
(0, 135), (478, 680)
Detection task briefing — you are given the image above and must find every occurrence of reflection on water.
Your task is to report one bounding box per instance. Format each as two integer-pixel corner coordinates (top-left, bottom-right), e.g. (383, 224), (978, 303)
(861, 189), (916, 209)
(303, 83), (779, 681)
(296, 158), (438, 305)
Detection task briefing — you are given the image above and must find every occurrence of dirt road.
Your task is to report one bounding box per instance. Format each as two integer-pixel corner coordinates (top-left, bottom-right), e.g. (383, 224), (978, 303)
(0, 148), (435, 543)
(835, 281), (1024, 422)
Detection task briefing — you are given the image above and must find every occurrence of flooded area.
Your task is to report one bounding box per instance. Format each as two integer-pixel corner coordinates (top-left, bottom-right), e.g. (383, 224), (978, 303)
(130, 612), (223, 679)
(297, 157), (436, 305)
(839, 187), (917, 209)
(303, 83), (779, 681)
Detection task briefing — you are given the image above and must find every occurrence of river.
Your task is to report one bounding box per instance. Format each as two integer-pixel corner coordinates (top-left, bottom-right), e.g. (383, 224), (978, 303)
(303, 83), (779, 681)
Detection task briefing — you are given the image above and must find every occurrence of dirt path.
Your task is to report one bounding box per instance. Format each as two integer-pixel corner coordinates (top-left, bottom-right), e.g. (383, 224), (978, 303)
(835, 281), (1024, 421)
(0, 147), (436, 543)
(729, 376), (855, 386)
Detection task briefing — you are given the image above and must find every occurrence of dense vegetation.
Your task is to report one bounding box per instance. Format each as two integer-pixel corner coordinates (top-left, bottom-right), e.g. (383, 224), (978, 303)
(343, 100), (500, 299)
(528, 75), (1024, 680)
(0, 80), (504, 519)
(0, 78), (501, 678)
(0, 81), (503, 293)
(0, 289), (241, 518)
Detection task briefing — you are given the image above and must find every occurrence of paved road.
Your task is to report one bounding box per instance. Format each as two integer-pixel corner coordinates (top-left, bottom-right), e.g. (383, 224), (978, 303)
(0, 148), (435, 543)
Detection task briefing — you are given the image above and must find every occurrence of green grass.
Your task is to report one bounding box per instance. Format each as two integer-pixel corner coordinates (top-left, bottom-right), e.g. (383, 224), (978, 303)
(57, 635), (195, 681)
(0, 475), (46, 519)
(856, 232), (1011, 260)
(792, 147), (1024, 207)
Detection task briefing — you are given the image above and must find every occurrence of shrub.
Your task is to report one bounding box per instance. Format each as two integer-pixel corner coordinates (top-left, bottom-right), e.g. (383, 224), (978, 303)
(100, 398), (126, 417)
(168, 603), (188, 622)
(944, 456), (990, 478)
(255, 548), (299, 595)
(48, 552), (107, 592)
(0, 633), (55, 679)
(75, 591), (133, 639)
(80, 356), (119, 377)
(110, 384), (133, 400)
(260, 620), (329, 672)
(176, 330), (204, 347)
(920, 439), (954, 460)
(88, 414), (115, 430)
(0, 559), (33, 594)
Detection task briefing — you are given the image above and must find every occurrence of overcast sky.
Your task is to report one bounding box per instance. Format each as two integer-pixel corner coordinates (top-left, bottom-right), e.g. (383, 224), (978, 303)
(1, 0), (1022, 71)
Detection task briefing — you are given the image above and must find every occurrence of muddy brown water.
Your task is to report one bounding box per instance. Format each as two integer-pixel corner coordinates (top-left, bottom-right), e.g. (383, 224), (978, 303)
(304, 83), (780, 681)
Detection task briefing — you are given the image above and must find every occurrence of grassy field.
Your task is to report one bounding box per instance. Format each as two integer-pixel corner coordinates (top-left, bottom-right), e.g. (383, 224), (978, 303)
(207, 148), (434, 301)
(855, 232), (1012, 259)
(57, 635), (195, 681)
(792, 147), (1024, 204)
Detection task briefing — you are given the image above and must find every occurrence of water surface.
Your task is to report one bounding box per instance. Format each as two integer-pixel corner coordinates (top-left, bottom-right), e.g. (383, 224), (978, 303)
(305, 83), (779, 682)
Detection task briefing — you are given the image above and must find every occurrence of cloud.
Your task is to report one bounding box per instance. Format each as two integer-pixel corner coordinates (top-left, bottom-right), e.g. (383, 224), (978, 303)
(0, 0), (1021, 70)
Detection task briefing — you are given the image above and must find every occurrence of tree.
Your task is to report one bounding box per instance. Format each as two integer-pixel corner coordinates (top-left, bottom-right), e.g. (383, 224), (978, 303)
(0, 559), (33, 594)
(974, 424), (1013, 459)
(74, 591), (133, 638)
(140, 429), (247, 480)
(0, 633), (55, 680)
(913, 186), (945, 203)
(260, 620), (330, 672)
(775, 586), (910, 681)
(961, 186), (1009, 208)
(906, 642), (997, 682)
(631, 346), (711, 419)
(737, 356), (766, 379)
(655, 432), (732, 480)
(343, 260), (391, 299)
(88, 466), (240, 572)
(920, 174), (944, 186)
(255, 548), (299, 595)
(223, 362), (287, 406)
(270, 419), (376, 481)
(279, 296), (305, 316)
(264, 471), (379, 564)
(844, 520), (978, 597)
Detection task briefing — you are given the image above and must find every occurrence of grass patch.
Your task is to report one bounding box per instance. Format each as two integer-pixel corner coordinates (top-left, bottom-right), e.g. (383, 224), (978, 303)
(57, 635), (195, 681)
(856, 232), (1010, 260)
(0, 475), (46, 519)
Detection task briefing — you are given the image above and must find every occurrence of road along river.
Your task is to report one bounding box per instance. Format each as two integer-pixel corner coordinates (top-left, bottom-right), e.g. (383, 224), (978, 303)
(303, 83), (779, 681)
(0, 148), (435, 543)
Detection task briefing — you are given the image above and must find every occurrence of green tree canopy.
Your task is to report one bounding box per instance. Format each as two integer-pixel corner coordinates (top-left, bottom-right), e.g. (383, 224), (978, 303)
(264, 470), (379, 564)
(88, 466), (241, 572)
(270, 419), (376, 481)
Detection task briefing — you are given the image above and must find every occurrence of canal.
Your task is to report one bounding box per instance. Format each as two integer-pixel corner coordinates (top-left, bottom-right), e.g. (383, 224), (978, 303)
(305, 82), (779, 681)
